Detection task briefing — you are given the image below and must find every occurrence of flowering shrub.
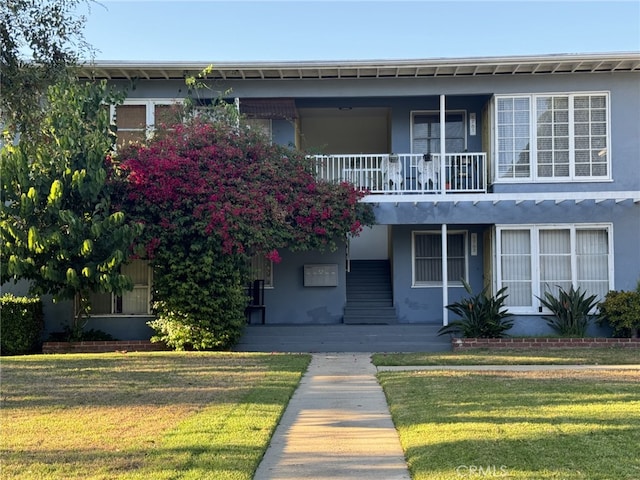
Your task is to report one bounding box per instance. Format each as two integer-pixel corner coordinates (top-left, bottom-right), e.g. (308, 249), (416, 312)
(116, 116), (374, 349)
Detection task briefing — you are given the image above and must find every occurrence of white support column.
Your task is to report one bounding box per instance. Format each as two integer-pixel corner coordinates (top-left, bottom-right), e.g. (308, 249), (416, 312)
(440, 94), (448, 326)
(440, 94), (446, 191)
(442, 223), (449, 326)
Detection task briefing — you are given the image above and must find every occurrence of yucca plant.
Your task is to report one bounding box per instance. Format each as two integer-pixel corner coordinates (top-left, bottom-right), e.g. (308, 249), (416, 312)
(438, 279), (513, 338)
(537, 285), (599, 337)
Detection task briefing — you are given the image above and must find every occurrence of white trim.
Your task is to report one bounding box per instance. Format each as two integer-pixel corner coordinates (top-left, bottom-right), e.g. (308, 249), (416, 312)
(493, 91), (611, 183)
(363, 190), (640, 204)
(111, 98), (185, 141)
(495, 223), (614, 314)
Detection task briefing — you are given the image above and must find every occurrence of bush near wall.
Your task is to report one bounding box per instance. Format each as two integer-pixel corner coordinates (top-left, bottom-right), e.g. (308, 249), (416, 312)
(597, 289), (640, 338)
(0, 294), (44, 355)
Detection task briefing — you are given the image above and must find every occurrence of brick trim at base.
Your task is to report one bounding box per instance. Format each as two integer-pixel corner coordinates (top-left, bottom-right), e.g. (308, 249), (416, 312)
(42, 340), (168, 354)
(452, 337), (640, 350)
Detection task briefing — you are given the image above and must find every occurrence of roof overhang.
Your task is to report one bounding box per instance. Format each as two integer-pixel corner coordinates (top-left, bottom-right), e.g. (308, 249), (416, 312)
(79, 52), (640, 81)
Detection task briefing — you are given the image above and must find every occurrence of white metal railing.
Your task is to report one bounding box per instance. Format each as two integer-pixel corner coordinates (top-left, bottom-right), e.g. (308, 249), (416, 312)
(313, 153), (486, 194)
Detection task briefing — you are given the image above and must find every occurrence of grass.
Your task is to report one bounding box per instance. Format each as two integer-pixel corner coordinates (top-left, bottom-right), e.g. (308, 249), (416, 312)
(0, 352), (310, 480)
(378, 368), (640, 480)
(372, 347), (640, 367)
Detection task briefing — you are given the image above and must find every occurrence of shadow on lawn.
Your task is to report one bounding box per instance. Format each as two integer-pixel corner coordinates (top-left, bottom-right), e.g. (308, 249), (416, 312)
(1, 353), (308, 409)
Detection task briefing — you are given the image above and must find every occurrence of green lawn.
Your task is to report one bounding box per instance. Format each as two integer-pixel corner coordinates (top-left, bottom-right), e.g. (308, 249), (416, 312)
(0, 352), (310, 480)
(379, 368), (640, 480)
(372, 347), (640, 366)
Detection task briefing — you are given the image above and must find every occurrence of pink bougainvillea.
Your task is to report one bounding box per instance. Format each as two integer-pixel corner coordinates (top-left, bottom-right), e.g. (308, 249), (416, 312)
(117, 117), (373, 262)
(111, 114), (374, 350)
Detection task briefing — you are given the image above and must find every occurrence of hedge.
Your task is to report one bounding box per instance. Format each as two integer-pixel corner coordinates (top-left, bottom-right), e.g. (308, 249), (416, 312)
(0, 294), (44, 355)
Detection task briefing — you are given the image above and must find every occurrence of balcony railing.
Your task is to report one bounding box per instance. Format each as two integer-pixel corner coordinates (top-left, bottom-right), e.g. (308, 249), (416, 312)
(313, 153), (486, 194)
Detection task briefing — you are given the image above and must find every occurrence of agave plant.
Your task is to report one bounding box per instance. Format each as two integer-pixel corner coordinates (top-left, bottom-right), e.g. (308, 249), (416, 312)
(537, 285), (599, 337)
(438, 279), (513, 338)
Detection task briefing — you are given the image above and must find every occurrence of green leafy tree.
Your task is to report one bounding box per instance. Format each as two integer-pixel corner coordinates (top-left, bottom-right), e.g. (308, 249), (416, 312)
(117, 113), (375, 350)
(0, 78), (142, 334)
(1, 0), (93, 140)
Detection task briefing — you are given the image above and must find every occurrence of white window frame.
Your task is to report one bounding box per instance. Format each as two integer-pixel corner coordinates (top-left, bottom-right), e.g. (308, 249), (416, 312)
(110, 99), (183, 145)
(495, 224), (614, 314)
(493, 92), (611, 183)
(89, 260), (153, 316)
(410, 110), (468, 154)
(412, 230), (468, 287)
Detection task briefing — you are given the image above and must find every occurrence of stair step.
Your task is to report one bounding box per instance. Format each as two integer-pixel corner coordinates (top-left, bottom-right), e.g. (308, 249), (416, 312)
(234, 325), (451, 352)
(345, 259), (396, 325)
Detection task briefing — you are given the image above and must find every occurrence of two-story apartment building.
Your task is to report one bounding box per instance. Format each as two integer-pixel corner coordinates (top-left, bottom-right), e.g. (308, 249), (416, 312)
(30, 52), (640, 340)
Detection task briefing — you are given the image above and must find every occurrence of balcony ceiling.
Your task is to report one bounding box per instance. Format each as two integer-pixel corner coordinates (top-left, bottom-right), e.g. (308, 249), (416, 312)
(79, 53), (640, 81)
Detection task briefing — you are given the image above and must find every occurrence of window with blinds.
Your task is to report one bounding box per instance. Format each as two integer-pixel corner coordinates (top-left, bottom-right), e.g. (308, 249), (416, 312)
(115, 104), (146, 147)
(113, 101), (180, 147)
(497, 225), (612, 313)
(495, 93), (609, 181)
(412, 231), (467, 286)
(89, 260), (152, 315)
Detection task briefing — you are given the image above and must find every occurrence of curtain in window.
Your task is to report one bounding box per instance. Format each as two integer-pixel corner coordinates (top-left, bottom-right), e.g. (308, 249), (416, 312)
(539, 229), (572, 295)
(250, 255), (273, 288)
(500, 230), (532, 306)
(120, 262), (150, 314)
(89, 292), (112, 315)
(576, 229), (609, 299)
(499, 226), (610, 309)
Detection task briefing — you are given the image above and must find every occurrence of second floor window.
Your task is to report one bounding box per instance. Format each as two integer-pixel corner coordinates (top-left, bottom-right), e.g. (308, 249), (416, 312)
(496, 93), (609, 182)
(412, 112), (466, 155)
(112, 101), (179, 148)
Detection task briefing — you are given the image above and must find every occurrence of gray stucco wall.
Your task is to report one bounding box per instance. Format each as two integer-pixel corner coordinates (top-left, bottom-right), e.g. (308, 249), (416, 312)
(390, 224), (488, 324)
(263, 246), (347, 324)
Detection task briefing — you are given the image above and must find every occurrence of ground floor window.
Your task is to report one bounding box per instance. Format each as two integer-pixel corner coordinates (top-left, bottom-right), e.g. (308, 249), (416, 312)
(496, 224), (612, 313)
(412, 231), (467, 286)
(89, 260), (152, 315)
(249, 255), (274, 288)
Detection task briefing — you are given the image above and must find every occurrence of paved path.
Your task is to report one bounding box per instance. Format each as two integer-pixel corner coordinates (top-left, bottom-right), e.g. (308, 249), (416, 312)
(254, 355), (640, 480)
(253, 353), (411, 480)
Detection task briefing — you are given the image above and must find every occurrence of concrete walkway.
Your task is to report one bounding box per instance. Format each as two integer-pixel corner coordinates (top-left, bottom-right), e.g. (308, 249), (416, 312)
(254, 354), (640, 480)
(253, 353), (411, 480)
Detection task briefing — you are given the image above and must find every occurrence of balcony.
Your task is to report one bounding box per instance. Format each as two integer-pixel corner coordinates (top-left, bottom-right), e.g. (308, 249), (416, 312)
(313, 153), (486, 195)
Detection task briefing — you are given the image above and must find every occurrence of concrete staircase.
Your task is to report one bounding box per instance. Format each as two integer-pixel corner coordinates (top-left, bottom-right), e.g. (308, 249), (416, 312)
(343, 260), (397, 324)
(234, 324), (451, 353)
